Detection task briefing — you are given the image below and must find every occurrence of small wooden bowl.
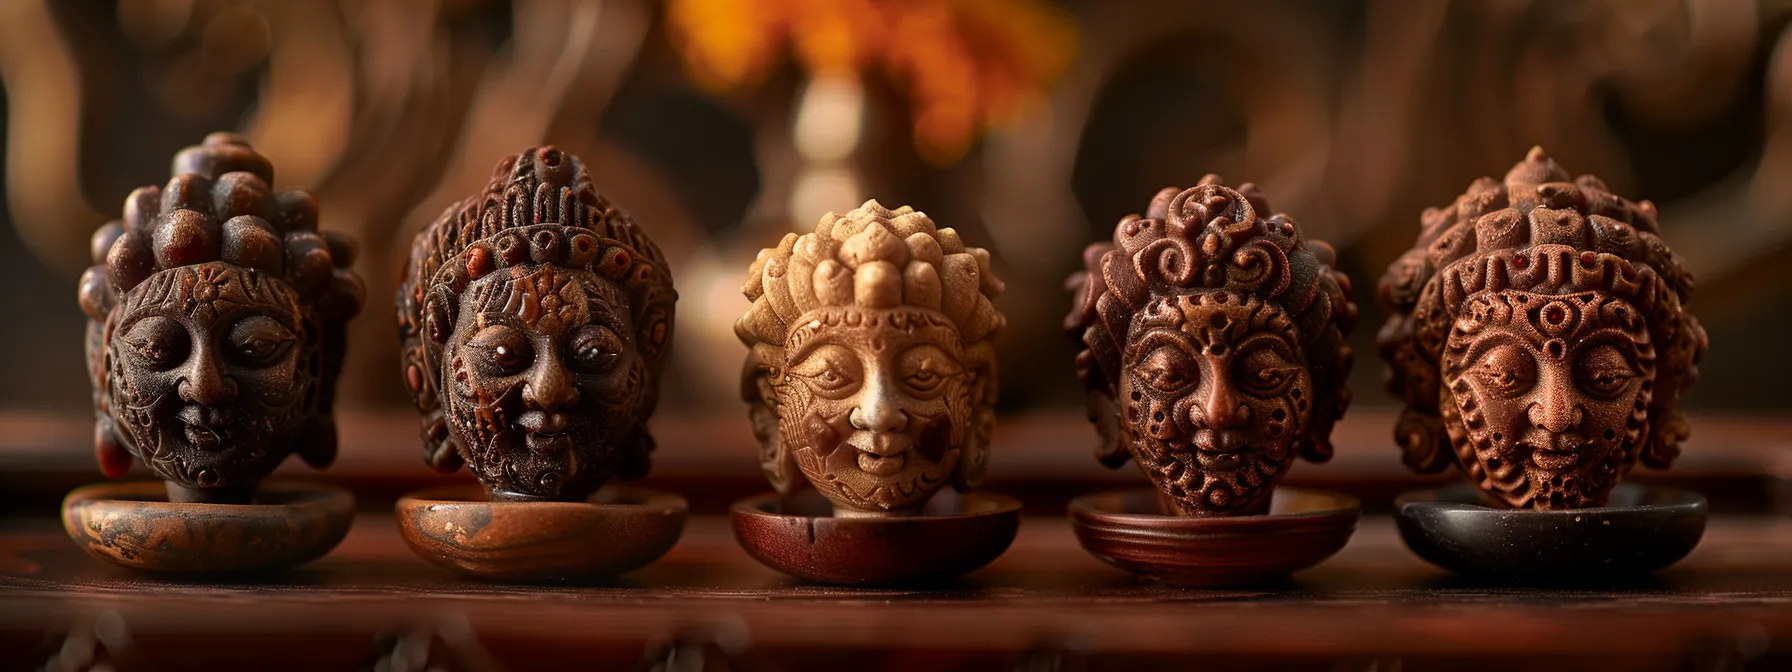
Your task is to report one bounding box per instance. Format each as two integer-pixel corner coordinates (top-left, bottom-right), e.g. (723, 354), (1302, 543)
(1395, 482), (1707, 581)
(62, 480), (354, 573)
(1069, 487), (1360, 588)
(731, 489), (1021, 585)
(397, 484), (686, 582)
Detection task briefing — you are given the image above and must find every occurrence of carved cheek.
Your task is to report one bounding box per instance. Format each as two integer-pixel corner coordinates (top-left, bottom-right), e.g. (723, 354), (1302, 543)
(1144, 396), (1179, 441)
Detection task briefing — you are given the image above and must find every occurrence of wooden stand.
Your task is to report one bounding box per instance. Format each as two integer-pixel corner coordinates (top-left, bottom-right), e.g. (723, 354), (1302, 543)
(61, 480), (354, 573)
(1069, 487), (1360, 587)
(1395, 482), (1707, 582)
(730, 489), (1020, 585)
(397, 484), (686, 582)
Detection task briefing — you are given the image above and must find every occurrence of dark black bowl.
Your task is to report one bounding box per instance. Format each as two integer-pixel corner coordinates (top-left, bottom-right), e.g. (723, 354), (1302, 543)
(1395, 482), (1707, 582)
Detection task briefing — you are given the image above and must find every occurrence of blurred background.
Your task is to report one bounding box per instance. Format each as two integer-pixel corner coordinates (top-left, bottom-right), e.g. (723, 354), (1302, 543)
(3, 0), (1791, 447)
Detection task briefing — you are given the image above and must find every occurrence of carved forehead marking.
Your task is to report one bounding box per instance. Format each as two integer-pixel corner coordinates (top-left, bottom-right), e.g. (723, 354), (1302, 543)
(1135, 291), (1297, 351)
(784, 306), (963, 356)
(120, 263), (298, 325)
(473, 264), (599, 330)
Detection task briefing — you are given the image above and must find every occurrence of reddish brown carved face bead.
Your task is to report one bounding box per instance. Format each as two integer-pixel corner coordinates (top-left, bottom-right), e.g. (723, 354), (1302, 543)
(78, 133), (364, 504)
(1067, 178), (1356, 516)
(738, 201), (1004, 517)
(397, 147), (676, 502)
(1377, 148), (1708, 509)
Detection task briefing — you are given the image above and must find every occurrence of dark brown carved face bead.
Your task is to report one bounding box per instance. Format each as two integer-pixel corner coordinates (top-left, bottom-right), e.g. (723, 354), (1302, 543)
(737, 201), (1004, 517)
(1067, 178), (1356, 517)
(77, 134), (363, 504)
(397, 147), (676, 503)
(1377, 147), (1708, 509)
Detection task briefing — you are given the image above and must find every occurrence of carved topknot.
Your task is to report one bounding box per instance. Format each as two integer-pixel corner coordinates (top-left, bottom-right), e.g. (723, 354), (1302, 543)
(79, 132), (363, 325)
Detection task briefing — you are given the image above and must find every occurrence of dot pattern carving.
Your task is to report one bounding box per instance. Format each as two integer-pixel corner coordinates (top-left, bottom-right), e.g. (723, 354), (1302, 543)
(1067, 176), (1357, 516)
(1377, 147), (1708, 509)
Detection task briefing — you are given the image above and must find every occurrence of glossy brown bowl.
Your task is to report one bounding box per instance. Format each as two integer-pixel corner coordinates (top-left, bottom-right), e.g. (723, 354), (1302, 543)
(731, 490), (1021, 585)
(1069, 487), (1360, 587)
(397, 484), (686, 582)
(1396, 482), (1707, 582)
(62, 480), (354, 573)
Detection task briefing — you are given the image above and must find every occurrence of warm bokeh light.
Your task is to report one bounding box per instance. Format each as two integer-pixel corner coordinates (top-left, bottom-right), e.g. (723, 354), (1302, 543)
(667, 0), (1077, 165)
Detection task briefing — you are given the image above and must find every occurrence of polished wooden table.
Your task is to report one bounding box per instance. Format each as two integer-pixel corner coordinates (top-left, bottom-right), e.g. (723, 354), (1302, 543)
(1, 410), (1788, 670)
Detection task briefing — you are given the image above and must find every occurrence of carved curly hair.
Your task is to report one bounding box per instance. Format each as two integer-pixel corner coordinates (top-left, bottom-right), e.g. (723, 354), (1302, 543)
(1066, 176), (1357, 469)
(1377, 147), (1707, 476)
(78, 132), (364, 477)
(395, 146), (676, 476)
(735, 200), (1005, 494)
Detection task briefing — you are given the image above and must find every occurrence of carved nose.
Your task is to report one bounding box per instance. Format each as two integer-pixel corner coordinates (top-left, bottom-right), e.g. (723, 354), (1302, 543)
(523, 366), (581, 411)
(177, 354), (236, 406)
(1527, 394), (1582, 434)
(1192, 381), (1249, 431)
(850, 374), (908, 434)
(849, 404), (907, 434)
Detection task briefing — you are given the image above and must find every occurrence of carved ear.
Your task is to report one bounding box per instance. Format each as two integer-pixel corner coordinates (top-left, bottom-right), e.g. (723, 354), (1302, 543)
(953, 345), (999, 491)
(94, 416), (131, 479)
(743, 346), (801, 495)
(1087, 388), (1129, 469)
(1642, 410), (1690, 470)
(421, 414), (464, 474)
(1394, 408), (1451, 473)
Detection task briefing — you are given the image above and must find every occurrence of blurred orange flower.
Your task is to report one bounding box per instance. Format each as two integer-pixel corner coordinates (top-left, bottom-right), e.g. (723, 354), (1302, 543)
(667, 0), (1077, 165)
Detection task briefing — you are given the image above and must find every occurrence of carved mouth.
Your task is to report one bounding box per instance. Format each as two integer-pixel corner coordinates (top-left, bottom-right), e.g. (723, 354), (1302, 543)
(177, 407), (237, 451)
(524, 431), (573, 454)
(1524, 442), (1582, 470)
(857, 451), (906, 476)
(1194, 448), (1255, 472)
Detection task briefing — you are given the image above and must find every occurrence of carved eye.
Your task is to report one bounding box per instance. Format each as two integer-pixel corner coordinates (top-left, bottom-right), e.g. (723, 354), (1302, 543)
(789, 344), (861, 398)
(1137, 346), (1197, 394)
(467, 325), (534, 376)
(570, 325), (624, 373)
(226, 315), (296, 367)
(122, 316), (189, 371)
(1473, 344), (1535, 397)
(1236, 345), (1298, 397)
(1577, 345), (1639, 400)
(897, 344), (964, 397)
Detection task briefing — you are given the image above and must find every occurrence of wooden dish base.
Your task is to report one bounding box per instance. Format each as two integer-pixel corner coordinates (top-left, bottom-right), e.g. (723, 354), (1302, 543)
(61, 480), (354, 573)
(730, 489), (1021, 585)
(1395, 482), (1707, 582)
(1069, 487), (1360, 588)
(397, 484), (686, 582)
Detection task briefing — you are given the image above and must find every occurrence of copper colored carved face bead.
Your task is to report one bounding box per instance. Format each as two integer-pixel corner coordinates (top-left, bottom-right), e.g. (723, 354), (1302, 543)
(738, 201), (1004, 517)
(1378, 148), (1708, 509)
(1067, 178), (1356, 516)
(78, 133), (364, 504)
(397, 147), (675, 502)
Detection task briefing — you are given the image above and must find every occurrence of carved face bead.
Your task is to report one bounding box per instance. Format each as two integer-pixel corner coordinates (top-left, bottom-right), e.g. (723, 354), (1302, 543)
(1375, 148), (1707, 509)
(397, 147), (676, 504)
(107, 264), (307, 493)
(1441, 291), (1653, 508)
(439, 261), (647, 500)
(1117, 292), (1311, 515)
(737, 200), (1004, 517)
(1067, 178), (1356, 517)
(775, 306), (974, 515)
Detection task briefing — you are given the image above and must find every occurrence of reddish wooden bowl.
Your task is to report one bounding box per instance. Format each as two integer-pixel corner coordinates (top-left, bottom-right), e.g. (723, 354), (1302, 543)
(1069, 487), (1359, 587)
(62, 480), (354, 573)
(731, 489), (1021, 585)
(397, 484), (686, 582)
